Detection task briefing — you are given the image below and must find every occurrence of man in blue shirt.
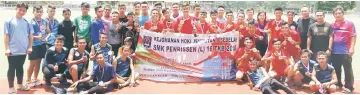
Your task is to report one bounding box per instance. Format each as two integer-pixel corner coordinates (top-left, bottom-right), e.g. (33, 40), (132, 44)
(44, 5), (59, 48)
(138, 1), (150, 26)
(67, 51), (117, 94)
(91, 5), (105, 44)
(310, 51), (338, 94)
(4, 3), (33, 94)
(27, 5), (50, 88)
(293, 49), (317, 89)
(246, 58), (294, 94)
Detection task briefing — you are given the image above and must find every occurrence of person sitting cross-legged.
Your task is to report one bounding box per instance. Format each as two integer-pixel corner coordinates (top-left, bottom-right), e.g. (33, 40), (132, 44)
(113, 46), (139, 88)
(293, 49), (317, 89)
(246, 58), (295, 94)
(309, 51), (338, 94)
(66, 51), (117, 94)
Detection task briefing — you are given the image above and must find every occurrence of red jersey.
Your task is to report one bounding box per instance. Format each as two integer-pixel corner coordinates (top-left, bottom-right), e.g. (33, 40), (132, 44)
(278, 30), (301, 59)
(222, 22), (237, 32)
(195, 22), (211, 34)
(236, 22), (247, 33)
(264, 49), (290, 78)
(174, 16), (196, 34)
(209, 21), (225, 33)
(234, 47), (261, 72)
(161, 19), (175, 31)
(265, 19), (286, 51)
(144, 20), (164, 32)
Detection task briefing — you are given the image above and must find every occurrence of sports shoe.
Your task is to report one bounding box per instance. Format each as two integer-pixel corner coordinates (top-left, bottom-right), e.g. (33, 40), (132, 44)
(32, 79), (42, 87)
(342, 88), (353, 93)
(17, 84), (30, 91)
(8, 88), (16, 94)
(26, 80), (34, 88)
(50, 85), (66, 94)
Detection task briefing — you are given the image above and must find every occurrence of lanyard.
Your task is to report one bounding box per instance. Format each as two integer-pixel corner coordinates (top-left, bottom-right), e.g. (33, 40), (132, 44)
(48, 18), (54, 30)
(34, 19), (43, 33)
(98, 66), (105, 81)
(302, 61), (310, 72)
(199, 23), (205, 34)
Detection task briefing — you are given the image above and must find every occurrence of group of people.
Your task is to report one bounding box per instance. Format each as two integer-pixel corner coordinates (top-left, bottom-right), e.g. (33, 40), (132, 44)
(4, 1), (356, 94)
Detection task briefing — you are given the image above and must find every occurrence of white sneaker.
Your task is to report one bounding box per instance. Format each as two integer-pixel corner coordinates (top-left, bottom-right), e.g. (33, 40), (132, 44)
(26, 80), (34, 88)
(8, 88), (16, 94)
(32, 79), (42, 87)
(18, 84), (30, 91)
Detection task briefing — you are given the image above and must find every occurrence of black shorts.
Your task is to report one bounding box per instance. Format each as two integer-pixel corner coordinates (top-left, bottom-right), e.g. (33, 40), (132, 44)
(65, 67), (84, 80)
(301, 73), (312, 84)
(28, 44), (47, 60)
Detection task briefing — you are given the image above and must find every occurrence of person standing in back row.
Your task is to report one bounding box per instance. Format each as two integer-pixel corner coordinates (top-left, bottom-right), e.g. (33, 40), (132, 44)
(307, 11), (333, 60)
(4, 3), (33, 94)
(45, 5), (59, 48)
(58, 8), (76, 50)
(297, 6), (316, 49)
(27, 5), (50, 88)
(331, 7), (356, 93)
(138, 1), (150, 26)
(217, 6), (227, 23)
(108, 11), (123, 57)
(90, 5), (105, 45)
(74, 2), (92, 52)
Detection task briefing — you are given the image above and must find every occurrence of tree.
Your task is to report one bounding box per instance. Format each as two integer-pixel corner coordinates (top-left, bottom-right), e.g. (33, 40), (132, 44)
(316, 1), (357, 11)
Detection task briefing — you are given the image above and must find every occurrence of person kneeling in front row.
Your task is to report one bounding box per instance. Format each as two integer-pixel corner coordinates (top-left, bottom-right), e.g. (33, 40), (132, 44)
(64, 37), (90, 83)
(67, 51), (117, 94)
(310, 51), (337, 94)
(246, 58), (295, 94)
(113, 46), (139, 88)
(42, 35), (68, 94)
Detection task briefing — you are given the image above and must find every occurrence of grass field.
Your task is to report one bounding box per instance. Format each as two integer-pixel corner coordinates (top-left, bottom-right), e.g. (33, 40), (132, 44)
(0, 8), (359, 93)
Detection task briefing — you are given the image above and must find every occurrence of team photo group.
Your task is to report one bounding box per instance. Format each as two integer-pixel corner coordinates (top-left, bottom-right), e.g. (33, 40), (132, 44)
(4, 1), (356, 94)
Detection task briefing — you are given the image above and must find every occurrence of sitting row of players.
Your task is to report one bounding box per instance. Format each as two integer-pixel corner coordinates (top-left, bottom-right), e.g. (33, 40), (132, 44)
(42, 34), (138, 94)
(236, 37), (337, 94)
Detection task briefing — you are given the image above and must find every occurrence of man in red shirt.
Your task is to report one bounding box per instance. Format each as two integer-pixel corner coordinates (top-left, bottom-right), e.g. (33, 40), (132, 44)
(236, 12), (247, 33)
(239, 22), (263, 47)
(161, 8), (174, 33)
(234, 37), (261, 82)
(264, 8), (286, 52)
(222, 11), (236, 32)
(174, 4), (195, 34)
(194, 11), (210, 34)
(279, 23), (301, 62)
(262, 38), (293, 85)
(144, 9), (163, 33)
(209, 10), (224, 34)
(192, 4), (201, 19)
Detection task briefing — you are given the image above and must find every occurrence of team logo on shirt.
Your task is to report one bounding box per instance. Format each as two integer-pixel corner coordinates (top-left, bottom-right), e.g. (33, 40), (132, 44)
(75, 52), (80, 57)
(143, 36), (152, 49)
(275, 26), (280, 31)
(79, 20), (89, 31)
